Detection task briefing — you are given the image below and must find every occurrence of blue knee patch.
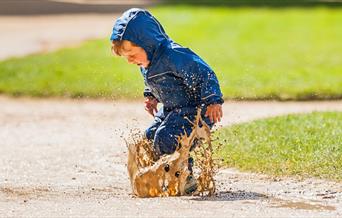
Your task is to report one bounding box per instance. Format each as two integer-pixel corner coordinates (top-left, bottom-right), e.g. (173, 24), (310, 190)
(145, 126), (157, 141)
(154, 127), (178, 155)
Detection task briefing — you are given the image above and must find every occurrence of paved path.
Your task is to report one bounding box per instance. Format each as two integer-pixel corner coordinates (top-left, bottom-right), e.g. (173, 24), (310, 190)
(0, 14), (116, 60)
(0, 96), (341, 217)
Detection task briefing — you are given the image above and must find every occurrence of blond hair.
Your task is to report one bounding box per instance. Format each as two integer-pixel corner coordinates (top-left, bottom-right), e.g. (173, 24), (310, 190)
(111, 40), (138, 56)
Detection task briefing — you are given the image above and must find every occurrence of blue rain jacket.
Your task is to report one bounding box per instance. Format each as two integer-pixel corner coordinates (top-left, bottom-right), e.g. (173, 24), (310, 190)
(110, 8), (224, 111)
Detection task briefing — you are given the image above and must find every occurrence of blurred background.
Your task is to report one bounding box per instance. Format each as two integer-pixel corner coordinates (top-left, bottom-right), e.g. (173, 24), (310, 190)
(0, 0), (341, 100)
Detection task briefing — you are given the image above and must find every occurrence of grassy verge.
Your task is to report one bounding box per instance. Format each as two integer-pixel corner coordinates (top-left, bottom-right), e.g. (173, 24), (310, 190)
(215, 112), (342, 181)
(0, 6), (341, 99)
(0, 40), (141, 99)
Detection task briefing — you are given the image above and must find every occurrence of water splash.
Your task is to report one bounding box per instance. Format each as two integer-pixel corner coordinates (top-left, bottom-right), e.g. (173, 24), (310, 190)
(125, 109), (221, 197)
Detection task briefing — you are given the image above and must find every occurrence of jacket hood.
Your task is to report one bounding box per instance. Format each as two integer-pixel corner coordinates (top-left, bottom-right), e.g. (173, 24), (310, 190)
(110, 8), (171, 62)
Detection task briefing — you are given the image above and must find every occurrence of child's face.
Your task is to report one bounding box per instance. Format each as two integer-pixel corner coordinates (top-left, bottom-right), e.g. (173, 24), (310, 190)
(119, 40), (150, 68)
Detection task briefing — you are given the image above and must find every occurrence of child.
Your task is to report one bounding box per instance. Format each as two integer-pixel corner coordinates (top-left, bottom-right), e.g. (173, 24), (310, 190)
(110, 8), (223, 193)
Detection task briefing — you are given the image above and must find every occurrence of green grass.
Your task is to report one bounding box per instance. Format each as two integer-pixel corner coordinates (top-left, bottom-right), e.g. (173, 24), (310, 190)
(162, 0), (342, 7)
(0, 40), (141, 98)
(0, 6), (342, 99)
(215, 112), (342, 181)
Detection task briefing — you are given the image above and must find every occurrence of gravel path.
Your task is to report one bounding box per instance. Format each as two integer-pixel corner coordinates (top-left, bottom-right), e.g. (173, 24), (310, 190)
(0, 96), (341, 217)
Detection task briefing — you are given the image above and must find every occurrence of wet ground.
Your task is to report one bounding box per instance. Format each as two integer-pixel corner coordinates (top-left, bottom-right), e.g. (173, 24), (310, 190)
(0, 96), (341, 217)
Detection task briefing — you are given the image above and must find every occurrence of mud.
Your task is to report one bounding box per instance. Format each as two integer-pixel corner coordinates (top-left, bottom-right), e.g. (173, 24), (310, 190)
(126, 110), (217, 197)
(1, 96), (342, 217)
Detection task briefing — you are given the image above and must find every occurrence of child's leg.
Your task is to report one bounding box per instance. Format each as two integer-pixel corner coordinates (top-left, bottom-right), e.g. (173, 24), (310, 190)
(153, 106), (214, 155)
(145, 108), (166, 141)
(153, 111), (196, 156)
(145, 118), (162, 141)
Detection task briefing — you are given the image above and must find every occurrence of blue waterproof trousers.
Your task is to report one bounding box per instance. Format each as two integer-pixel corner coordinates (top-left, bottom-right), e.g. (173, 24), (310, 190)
(145, 106), (213, 156)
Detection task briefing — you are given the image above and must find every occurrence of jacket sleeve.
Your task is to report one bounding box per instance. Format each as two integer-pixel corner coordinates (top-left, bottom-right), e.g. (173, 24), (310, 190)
(143, 79), (158, 100)
(173, 56), (224, 105)
(141, 68), (157, 99)
(143, 85), (155, 98)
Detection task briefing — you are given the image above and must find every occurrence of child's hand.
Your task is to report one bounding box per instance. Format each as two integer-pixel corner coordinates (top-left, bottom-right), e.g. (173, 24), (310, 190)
(144, 97), (158, 116)
(205, 104), (223, 123)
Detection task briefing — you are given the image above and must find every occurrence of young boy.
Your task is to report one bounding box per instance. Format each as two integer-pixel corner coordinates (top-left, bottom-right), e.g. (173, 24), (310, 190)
(110, 8), (223, 193)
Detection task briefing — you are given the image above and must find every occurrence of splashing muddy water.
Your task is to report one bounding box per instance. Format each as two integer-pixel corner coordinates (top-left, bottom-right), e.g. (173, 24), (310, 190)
(126, 109), (220, 197)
